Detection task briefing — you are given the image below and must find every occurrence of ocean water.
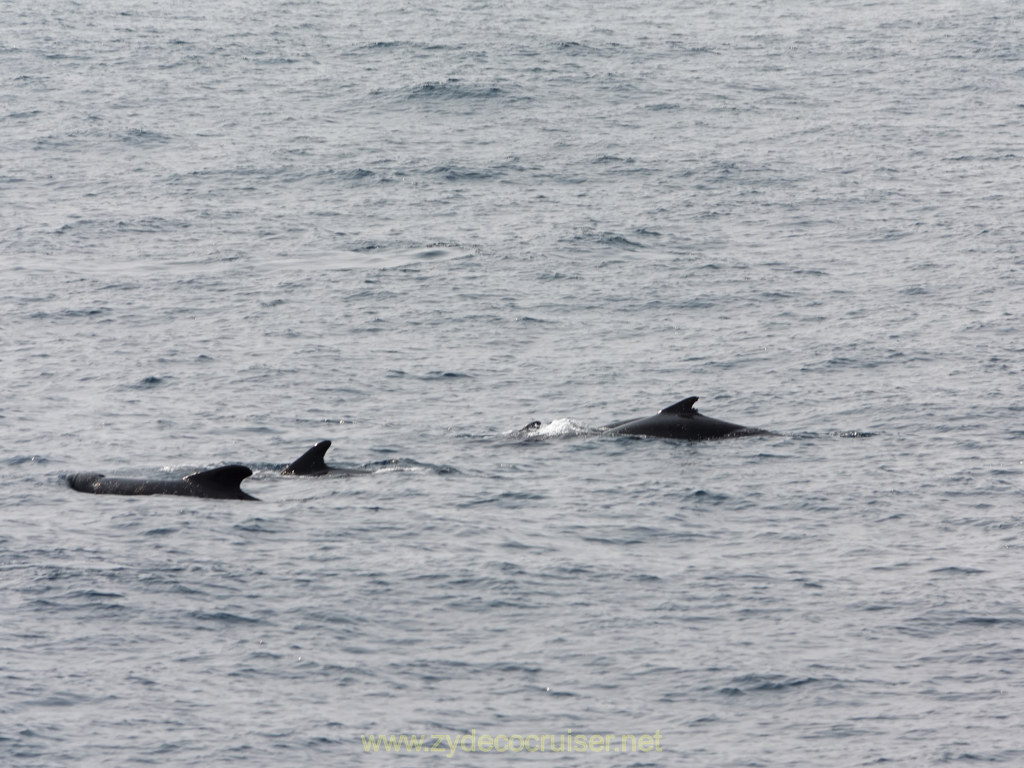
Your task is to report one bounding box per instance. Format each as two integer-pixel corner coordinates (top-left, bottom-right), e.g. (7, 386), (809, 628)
(3, 0), (1023, 765)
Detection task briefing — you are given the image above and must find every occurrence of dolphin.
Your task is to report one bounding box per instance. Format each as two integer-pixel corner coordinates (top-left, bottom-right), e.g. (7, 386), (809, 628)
(282, 440), (370, 477)
(68, 465), (258, 500)
(602, 396), (765, 440)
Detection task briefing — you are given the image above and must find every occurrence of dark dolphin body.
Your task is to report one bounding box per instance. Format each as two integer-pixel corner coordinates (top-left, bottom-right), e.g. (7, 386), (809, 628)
(68, 465), (258, 500)
(282, 440), (370, 477)
(603, 396), (765, 440)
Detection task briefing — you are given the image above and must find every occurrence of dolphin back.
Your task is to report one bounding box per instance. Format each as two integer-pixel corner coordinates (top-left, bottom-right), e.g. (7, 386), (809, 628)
(282, 440), (332, 476)
(658, 396), (699, 415)
(67, 472), (110, 494)
(68, 464), (258, 500)
(184, 465), (257, 499)
(606, 395), (760, 440)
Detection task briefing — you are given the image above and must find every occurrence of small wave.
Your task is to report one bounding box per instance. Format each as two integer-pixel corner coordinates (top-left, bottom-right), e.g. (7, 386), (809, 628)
(419, 370), (473, 380)
(359, 40), (461, 53)
(318, 243), (466, 270)
(722, 674), (821, 695)
(537, 271), (582, 281)
(7, 455), (49, 466)
(68, 589), (124, 600)
(25, 692), (95, 707)
(233, 518), (281, 533)
(514, 315), (552, 323)
(190, 611), (261, 624)
(929, 566), (986, 575)
(120, 128), (171, 145)
(389, 369), (472, 381)
(31, 306), (111, 321)
(428, 164), (495, 181)
(456, 491), (547, 510)
(567, 229), (647, 251)
(407, 79), (507, 101)
(363, 458), (458, 475)
(955, 616), (1024, 627)
(593, 233), (638, 247)
(130, 375), (167, 389)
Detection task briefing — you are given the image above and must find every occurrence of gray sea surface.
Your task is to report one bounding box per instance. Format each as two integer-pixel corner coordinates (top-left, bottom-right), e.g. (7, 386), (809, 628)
(3, 0), (1023, 765)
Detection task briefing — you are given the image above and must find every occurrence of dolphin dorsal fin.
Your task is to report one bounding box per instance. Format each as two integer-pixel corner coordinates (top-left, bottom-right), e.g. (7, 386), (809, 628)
(659, 396), (699, 415)
(184, 465), (255, 498)
(283, 440), (332, 475)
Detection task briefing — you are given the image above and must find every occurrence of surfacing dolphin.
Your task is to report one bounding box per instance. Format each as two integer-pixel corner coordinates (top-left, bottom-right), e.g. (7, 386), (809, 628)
(68, 465), (258, 500)
(603, 396), (765, 440)
(282, 440), (370, 477)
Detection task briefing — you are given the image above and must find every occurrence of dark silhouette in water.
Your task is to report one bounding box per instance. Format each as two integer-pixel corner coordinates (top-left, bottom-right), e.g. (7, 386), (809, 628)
(68, 465), (257, 500)
(603, 396), (765, 440)
(282, 439), (370, 476)
(518, 396), (766, 441)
